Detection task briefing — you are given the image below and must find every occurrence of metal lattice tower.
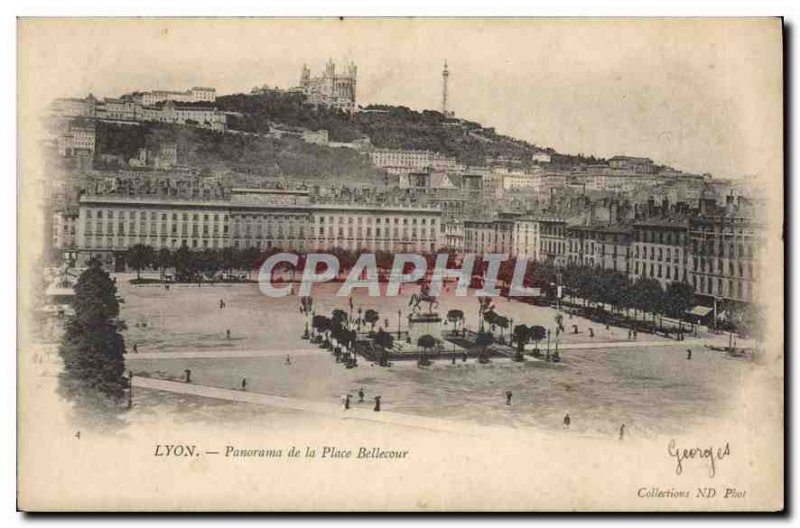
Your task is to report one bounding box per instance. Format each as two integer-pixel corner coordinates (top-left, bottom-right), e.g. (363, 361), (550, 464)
(441, 60), (450, 116)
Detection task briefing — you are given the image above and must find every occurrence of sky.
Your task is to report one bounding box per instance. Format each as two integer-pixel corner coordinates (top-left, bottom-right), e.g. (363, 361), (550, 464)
(19, 18), (783, 179)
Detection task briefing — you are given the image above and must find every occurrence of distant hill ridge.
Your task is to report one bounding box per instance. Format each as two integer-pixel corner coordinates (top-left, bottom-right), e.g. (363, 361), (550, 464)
(215, 90), (606, 169)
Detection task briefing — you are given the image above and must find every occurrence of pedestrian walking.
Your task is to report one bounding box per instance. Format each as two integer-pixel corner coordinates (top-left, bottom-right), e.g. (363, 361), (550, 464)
(241, 378), (247, 391)
(687, 349), (692, 360)
(589, 328), (594, 338)
(374, 395), (381, 412)
(226, 329), (231, 339)
(184, 369), (192, 383)
(627, 329), (632, 340)
(358, 388), (365, 403)
(285, 354), (292, 365)
(619, 423), (625, 441)
(133, 343), (138, 353)
(344, 394), (351, 410)
(505, 391), (513, 406)
(563, 413), (571, 429)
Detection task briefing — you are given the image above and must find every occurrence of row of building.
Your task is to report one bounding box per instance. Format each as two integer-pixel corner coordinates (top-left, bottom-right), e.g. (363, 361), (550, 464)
(366, 147), (709, 201)
(53, 189), (443, 269)
(50, 91), (228, 133)
(51, 185), (761, 307)
(461, 196), (762, 305)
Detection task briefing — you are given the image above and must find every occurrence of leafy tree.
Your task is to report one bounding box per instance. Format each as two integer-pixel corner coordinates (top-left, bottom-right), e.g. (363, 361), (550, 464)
(528, 325), (547, 352)
(446, 309), (465, 335)
(664, 281), (695, 332)
(58, 260), (127, 419)
(373, 328), (394, 350)
(512, 324), (529, 361)
(475, 331), (494, 364)
(363, 309), (380, 331)
(494, 314), (510, 341)
(156, 248), (173, 280)
(126, 244), (154, 281)
(417, 334), (436, 366)
(240, 246), (261, 280)
(633, 277), (665, 324)
(173, 244), (195, 282)
(417, 334), (436, 351)
(331, 309), (348, 327)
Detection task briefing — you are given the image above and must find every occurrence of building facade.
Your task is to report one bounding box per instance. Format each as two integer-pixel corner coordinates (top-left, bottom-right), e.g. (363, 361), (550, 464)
(57, 123), (96, 157)
(136, 87), (216, 106)
(51, 92), (227, 132)
(369, 148), (459, 178)
(463, 216), (539, 260)
(538, 217), (567, 265)
(687, 199), (762, 305)
(65, 190), (441, 266)
(630, 218), (690, 288)
(565, 224), (633, 274)
(298, 60), (357, 113)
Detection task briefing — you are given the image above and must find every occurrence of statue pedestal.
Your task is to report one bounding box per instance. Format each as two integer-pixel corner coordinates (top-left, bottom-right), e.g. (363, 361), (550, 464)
(408, 313), (442, 344)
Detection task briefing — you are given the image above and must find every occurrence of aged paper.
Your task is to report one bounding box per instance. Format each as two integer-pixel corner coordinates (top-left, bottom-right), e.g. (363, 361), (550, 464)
(17, 18), (783, 511)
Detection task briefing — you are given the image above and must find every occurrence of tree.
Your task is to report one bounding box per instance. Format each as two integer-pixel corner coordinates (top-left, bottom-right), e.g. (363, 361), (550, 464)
(173, 244), (195, 282)
(446, 309), (465, 335)
(221, 247), (237, 275)
(528, 325), (547, 352)
(240, 246), (261, 280)
(633, 277), (665, 325)
(494, 314), (510, 342)
(512, 324), (529, 361)
(311, 314), (328, 341)
(374, 328), (394, 350)
(665, 281), (695, 333)
(373, 328), (394, 367)
(363, 309), (380, 332)
(58, 260), (127, 419)
(156, 248), (173, 280)
(475, 331), (494, 364)
(126, 244), (154, 281)
(417, 334), (436, 366)
(331, 309), (348, 327)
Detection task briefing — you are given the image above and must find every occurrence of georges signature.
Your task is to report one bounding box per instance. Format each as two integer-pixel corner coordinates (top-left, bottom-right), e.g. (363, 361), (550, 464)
(668, 439), (731, 478)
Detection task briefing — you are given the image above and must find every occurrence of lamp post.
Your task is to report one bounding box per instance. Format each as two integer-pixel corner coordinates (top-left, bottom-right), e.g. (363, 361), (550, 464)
(397, 310), (401, 339)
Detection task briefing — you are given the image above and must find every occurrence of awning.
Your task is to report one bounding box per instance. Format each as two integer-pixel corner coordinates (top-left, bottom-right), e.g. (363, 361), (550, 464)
(686, 306), (713, 317)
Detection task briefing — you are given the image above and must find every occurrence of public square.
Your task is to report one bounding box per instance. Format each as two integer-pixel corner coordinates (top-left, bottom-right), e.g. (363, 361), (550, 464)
(118, 273), (757, 439)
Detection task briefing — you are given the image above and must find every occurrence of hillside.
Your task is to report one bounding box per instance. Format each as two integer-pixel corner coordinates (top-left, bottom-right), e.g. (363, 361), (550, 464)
(91, 90), (623, 185)
(216, 90), (579, 167)
(94, 121), (384, 183)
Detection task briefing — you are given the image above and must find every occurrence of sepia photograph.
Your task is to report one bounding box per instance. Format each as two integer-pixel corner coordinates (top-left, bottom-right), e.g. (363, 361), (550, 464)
(16, 17), (784, 512)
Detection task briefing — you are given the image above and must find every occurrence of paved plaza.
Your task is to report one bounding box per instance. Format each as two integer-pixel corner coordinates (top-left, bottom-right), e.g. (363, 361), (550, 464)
(114, 274), (758, 439)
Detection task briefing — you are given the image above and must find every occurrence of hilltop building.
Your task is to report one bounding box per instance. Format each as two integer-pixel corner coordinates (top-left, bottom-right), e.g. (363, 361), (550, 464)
(297, 60), (357, 113)
(50, 90), (227, 132)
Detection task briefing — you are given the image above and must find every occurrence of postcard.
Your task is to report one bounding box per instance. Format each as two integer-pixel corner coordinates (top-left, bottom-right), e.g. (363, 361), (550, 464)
(17, 17), (784, 511)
